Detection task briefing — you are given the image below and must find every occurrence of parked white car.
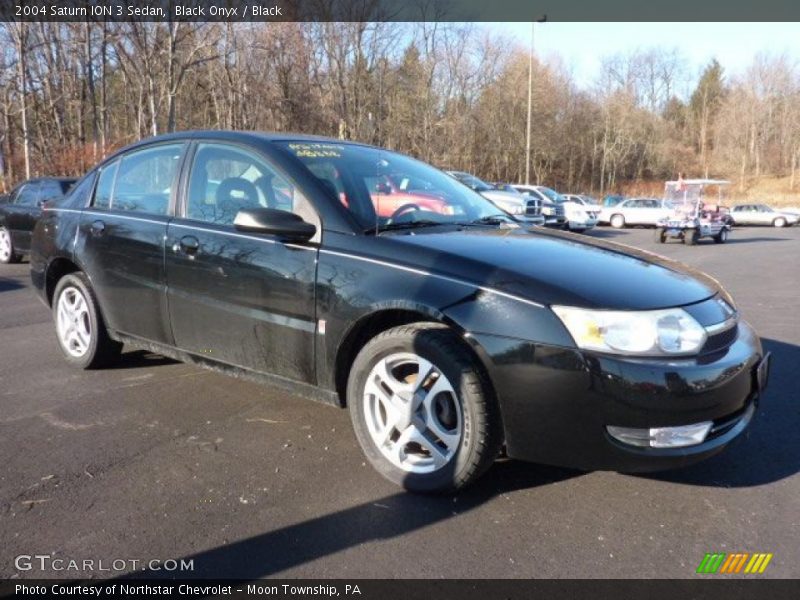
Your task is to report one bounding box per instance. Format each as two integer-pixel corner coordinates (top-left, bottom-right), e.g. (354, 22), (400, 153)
(730, 204), (799, 227)
(563, 194), (601, 227)
(514, 185), (597, 232)
(599, 198), (674, 228)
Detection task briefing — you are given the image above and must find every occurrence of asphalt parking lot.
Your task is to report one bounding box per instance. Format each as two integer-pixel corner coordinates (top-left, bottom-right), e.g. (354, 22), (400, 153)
(1, 225), (798, 580)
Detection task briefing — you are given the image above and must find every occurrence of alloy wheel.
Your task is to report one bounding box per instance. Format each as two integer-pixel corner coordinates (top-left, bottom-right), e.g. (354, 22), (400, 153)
(0, 228), (12, 262)
(363, 352), (462, 474)
(56, 286), (93, 357)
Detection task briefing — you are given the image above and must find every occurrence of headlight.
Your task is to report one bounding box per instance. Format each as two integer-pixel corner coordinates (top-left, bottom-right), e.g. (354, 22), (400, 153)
(552, 306), (707, 356)
(506, 203), (525, 215)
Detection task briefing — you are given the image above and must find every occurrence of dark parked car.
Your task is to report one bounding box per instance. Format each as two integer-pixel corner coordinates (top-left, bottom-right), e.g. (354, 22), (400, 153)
(0, 177), (76, 263)
(31, 131), (769, 492)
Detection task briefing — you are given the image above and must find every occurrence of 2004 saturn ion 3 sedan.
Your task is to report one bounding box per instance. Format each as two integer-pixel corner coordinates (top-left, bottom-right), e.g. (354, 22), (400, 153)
(30, 131), (770, 492)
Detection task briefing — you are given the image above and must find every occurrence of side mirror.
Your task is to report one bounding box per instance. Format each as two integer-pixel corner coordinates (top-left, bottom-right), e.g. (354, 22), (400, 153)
(233, 208), (316, 242)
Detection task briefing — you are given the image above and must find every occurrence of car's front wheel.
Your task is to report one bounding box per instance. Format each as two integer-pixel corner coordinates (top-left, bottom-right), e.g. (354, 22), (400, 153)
(0, 227), (22, 264)
(53, 273), (122, 369)
(713, 228), (729, 244)
(773, 217), (787, 228)
(348, 323), (502, 493)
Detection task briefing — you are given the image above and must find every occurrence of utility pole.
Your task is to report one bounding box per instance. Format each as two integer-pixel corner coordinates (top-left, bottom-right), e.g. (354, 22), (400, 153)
(525, 15), (547, 185)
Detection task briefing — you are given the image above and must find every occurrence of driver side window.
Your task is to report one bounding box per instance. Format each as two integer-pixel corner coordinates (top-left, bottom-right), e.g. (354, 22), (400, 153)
(185, 143), (314, 227)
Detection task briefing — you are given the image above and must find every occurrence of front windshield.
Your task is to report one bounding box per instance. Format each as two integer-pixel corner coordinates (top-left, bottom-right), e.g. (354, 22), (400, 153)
(538, 186), (567, 204)
(277, 142), (510, 231)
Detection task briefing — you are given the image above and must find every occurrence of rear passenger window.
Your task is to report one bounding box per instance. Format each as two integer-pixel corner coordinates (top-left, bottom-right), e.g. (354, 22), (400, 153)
(102, 144), (183, 216)
(15, 183), (41, 206)
(39, 180), (67, 203)
(93, 161), (118, 209)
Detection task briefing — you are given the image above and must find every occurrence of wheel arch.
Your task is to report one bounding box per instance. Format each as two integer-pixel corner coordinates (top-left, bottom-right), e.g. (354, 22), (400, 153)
(332, 303), (491, 408)
(44, 257), (81, 306)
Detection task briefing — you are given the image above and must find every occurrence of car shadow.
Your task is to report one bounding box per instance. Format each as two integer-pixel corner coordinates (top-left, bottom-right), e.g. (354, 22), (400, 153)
(721, 236), (790, 244)
(636, 338), (800, 488)
(0, 277), (24, 293)
(106, 349), (179, 370)
(128, 461), (581, 579)
(584, 228), (631, 239)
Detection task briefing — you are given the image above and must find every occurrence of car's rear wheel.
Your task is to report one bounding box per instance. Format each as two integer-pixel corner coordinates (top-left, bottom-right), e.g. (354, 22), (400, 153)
(655, 227), (667, 243)
(348, 323), (502, 493)
(684, 230), (699, 245)
(610, 214), (626, 229)
(773, 217), (787, 228)
(0, 227), (22, 264)
(713, 228), (729, 244)
(53, 273), (122, 369)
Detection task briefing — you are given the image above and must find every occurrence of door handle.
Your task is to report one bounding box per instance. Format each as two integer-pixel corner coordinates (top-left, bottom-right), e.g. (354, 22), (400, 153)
(90, 220), (106, 235)
(175, 235), (200, 256)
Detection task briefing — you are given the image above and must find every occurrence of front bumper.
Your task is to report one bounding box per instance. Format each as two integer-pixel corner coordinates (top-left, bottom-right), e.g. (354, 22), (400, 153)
(543, 216), (567, 227)
(567, 217), (598, 230)
(473, 320), (765, 472)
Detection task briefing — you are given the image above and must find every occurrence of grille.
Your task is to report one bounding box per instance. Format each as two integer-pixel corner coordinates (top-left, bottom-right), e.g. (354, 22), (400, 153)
(526, 198), (543, 216)
(554, 204), (565, 217)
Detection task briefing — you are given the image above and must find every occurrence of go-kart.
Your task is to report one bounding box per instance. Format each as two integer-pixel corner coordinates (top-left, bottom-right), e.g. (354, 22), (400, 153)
(656, 178), (732, 245)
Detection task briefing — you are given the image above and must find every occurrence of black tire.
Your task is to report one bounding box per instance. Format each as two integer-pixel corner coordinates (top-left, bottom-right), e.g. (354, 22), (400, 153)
(52, 272), (122, 369)
(713, 228), (728, 244)
(773, 217), (786, 228)
(684, 230), (699, 245)
(0, 226), (22, 264)
(655, 227), (666, 243)
(348, 323), (503, 493)
(610, 214), (626, 229)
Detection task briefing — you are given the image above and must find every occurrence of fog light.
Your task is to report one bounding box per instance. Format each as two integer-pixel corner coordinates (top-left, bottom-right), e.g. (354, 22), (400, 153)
(607, 422), (713, 448)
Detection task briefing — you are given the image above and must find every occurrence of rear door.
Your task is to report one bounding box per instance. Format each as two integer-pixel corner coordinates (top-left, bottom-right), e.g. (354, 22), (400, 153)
(164, 141), (320, 383)
(77, 143), (186, 344)
(739, 205), (757, 224)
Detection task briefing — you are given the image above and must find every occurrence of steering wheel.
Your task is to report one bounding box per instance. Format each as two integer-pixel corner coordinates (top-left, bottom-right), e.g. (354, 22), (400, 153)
(387, 203), (422, 224)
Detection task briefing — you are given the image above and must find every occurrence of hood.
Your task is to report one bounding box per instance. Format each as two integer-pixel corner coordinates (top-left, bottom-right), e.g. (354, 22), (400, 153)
(388, 227), (720, 310)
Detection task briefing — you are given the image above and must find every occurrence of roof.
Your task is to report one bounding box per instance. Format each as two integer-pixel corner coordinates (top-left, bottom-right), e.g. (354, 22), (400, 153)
(97, 130), (378, 167)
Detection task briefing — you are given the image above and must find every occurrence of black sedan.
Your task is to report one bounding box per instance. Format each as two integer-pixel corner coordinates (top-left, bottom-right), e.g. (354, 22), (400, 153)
(30, 131), (768, 492)
(0, 177), (76, 263)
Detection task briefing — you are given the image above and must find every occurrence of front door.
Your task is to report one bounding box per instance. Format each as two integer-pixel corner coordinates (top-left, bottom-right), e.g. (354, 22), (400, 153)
(164, 141), (320, 384)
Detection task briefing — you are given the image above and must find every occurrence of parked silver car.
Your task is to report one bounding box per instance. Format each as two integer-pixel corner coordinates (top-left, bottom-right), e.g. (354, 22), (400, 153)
(730, 204), (799, 227)
(599, 197), (674, 228)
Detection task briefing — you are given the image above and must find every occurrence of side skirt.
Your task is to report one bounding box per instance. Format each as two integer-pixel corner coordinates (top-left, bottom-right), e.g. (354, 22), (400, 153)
(112, 332), (341, 408)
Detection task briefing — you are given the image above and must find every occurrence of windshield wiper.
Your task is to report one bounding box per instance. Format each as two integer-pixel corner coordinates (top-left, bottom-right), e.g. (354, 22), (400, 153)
(462, 214), (515, 226)
(375, 220), (448, 233)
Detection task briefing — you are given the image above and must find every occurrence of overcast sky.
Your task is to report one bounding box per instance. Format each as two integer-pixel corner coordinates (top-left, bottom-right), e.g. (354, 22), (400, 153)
(490, 22), (800, 94)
